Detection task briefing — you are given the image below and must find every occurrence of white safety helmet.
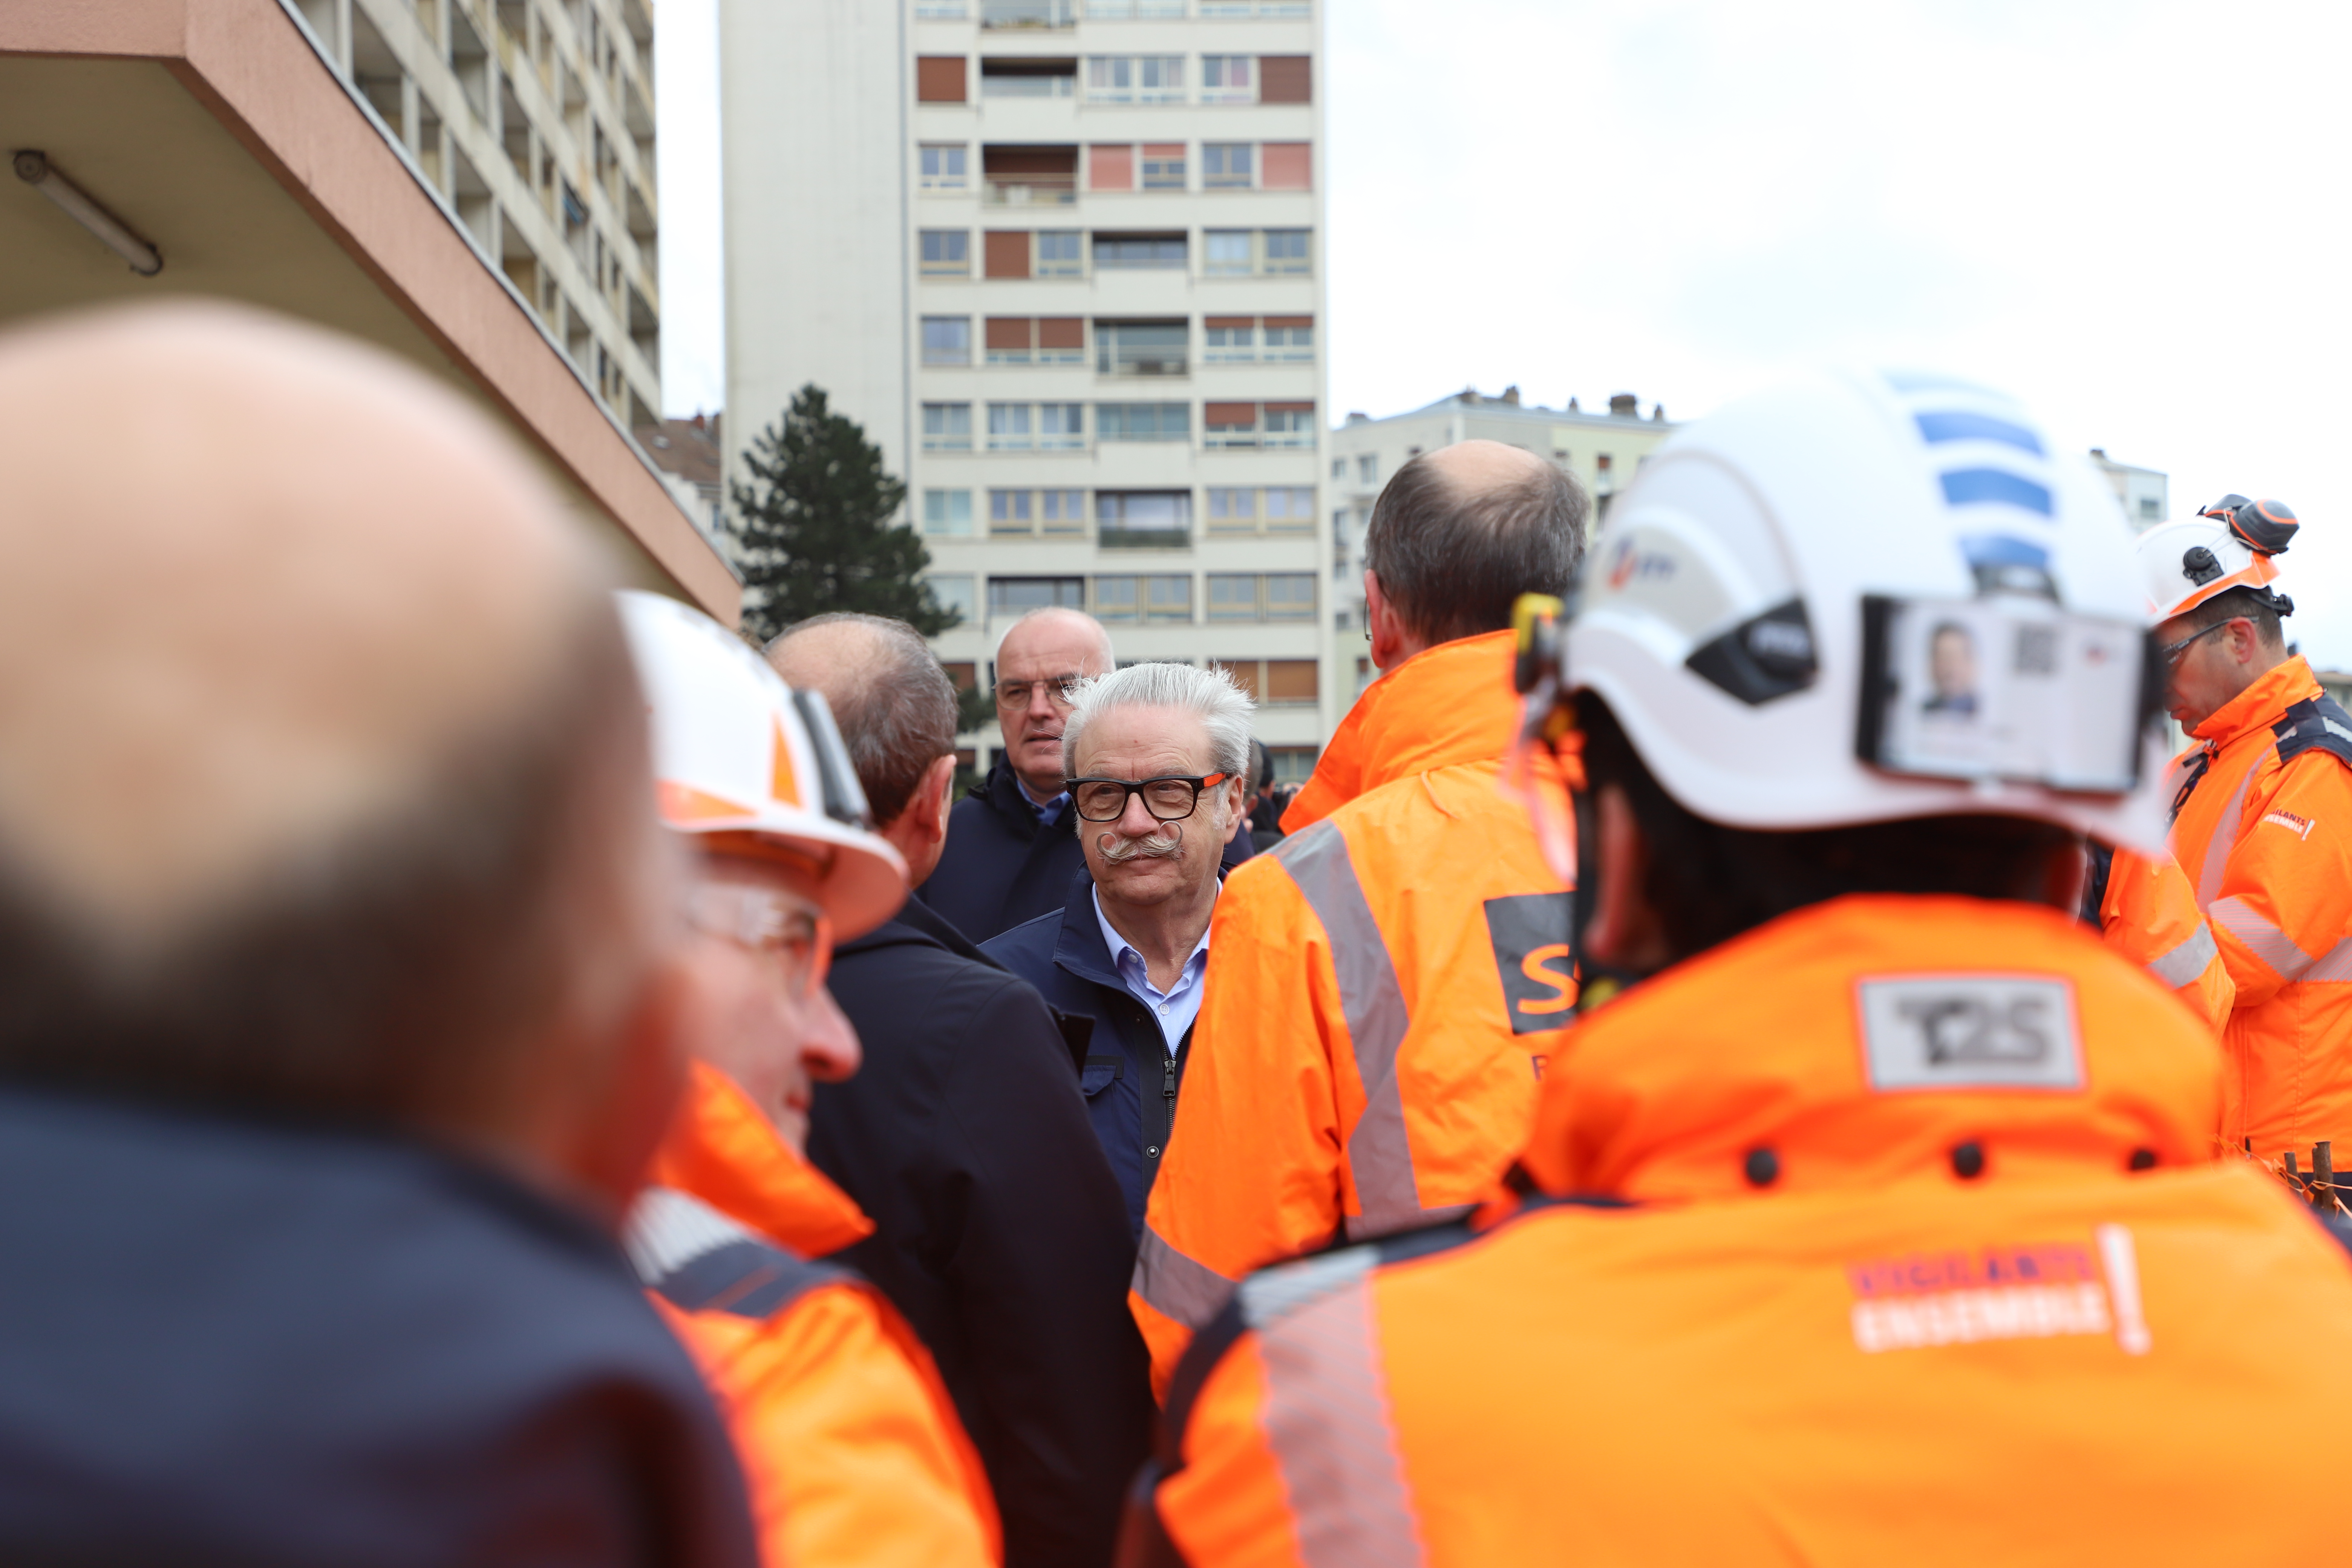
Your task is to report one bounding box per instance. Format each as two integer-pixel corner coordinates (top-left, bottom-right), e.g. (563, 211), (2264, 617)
(2134, 495), (2300, 623)
(616, 590), (907, 939)
(1551, 368), (2168, 854)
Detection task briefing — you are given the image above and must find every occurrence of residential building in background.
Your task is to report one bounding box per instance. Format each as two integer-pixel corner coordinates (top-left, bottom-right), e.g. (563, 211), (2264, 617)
(2091, 447), (2169, 530)
(1324, 387), (1675, 705)
(3, 0), (731, 618)
(642, 411), (726, 537)
(724, 0), (1329, 780)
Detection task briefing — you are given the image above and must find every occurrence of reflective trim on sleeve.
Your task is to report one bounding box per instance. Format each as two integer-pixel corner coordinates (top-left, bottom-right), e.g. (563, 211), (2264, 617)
(1248, 1263), (1427, 1568)
(2193, 746), (2272, 911)
(2209, 896), (2319, 982)
(2301, 938), (2352, 984)
(1135, 1223), (1240, 1330)
(1268, 822), (1429, 1237)
(2145, 921), (2220, 990)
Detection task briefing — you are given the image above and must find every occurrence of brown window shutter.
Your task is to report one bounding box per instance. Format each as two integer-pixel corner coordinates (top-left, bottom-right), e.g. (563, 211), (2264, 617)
(916, 56), (966, 102)
(1037, 317), (1085, 349)
(1142, 142), (1185, 158)
(1204, 401), (1259, 425)
(985, 317), (1033, 351)
(1262, 314), (1313, 329)
(1258, 56), (1311, 103)
(1089, 144), (1134, 190)
(1203, 315), (1255, 330)
(1211, 660), (1262, 701)
(1265, 400), (1315, 414)
(1265, 660), (1320, 702)
(1260, 142), (1311, 190)
(984, 231), (1032, 279)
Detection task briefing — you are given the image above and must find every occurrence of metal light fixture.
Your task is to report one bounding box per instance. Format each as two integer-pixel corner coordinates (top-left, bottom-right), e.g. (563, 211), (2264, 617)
(13, 150), (162, 277)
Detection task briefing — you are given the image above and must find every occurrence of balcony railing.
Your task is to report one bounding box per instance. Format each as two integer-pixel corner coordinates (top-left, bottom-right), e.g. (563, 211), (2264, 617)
(1098, 345), (1188, 377)
(982, 0), (1076, 26)
(982, 75), (1077, 98)
(1099, 527), (1192, 550)
(985, 175), (1078, 206)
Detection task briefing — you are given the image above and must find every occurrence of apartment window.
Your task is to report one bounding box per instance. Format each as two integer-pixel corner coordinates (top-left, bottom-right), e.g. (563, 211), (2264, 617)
(922, 316), (972, 364)
(1096, 320), (1188, 376)
(984, 146), (1079, 206)
(1204, 314), (1313, 362)
(1096, 402), (1190, 442)
(1208, 486), (1316, 534)
(1090, 143), (1134, 191)
(1093, 231), (1186, 269)
(1200, 55), (1253, 103)
(989, 577), (1086, 617)
(1262, 142), (1312, 189)
(987, 402), (1085, 450)
(1201, 0), (1314, 15)
(1212, 658), (1318, 705)
(1141, 143), (1187, 190)
(923, 488), (975, 535)
(1098, 489), (1193, 546)
(1204, 401), (1259, 449)
(1263, 229), (1311, 273)
(1204, 229), (1312, 277)
(920, 144), (970, 190)
(2139, 496), (2161, 519)
(1202, 142), (1253, 188)
(985, 316), (1086, 364)
(1264, 404), (1314, 448)
(1267, 744), (1318, 784)
(923, 402), (974, 451)
(1083, 0), (1185, 15)
(1357, 453), (1377, 484)
(1204, 230), (1253, 277)
(990, 488), (1089, 534)
(926, 574), (978, 625)
(1204, 400), (1311, 449)
(1259, 55), (1311, 102)
(1264, 315), (1314, 357)
(1331, 457), (1344, 479)
(916, 56), (968, 103)
(1087, 55), (1185, 104)
(981, 60), (1077, 98)
(1210, 573), (1314, 622)
(1037, 230), (1084, 276)
(920, 229), (971, 276)
(1093, 574), (1194, 623)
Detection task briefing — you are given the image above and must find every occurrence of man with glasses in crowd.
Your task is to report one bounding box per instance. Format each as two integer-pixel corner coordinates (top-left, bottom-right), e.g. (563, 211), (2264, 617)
(925, 608), (1253, 943)
(984, 664), (1257, 1237)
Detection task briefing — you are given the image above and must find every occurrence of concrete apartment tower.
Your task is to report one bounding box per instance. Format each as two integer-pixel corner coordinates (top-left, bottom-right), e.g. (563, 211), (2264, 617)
(724, 0), (1331, 781)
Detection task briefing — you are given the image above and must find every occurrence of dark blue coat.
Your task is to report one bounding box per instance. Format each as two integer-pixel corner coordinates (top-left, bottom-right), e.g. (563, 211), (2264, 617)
(813, 892), (1151, 1568)
(983, 868), (1199, 1239)
(0, 1083), (754, 1568)
(925, 757), (1255, 945)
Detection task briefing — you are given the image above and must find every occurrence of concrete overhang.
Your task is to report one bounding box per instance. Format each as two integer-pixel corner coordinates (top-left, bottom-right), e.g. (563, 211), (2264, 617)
(0, 0), (738, 621)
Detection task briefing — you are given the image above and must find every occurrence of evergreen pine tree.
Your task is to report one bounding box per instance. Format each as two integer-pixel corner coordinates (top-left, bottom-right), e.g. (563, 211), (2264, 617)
(726, 384), (959, 644)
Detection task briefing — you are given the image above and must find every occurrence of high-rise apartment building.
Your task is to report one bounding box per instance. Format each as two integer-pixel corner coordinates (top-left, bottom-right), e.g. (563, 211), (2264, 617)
(725, 0), (1330, 778)
(1324, 387), (1675, 706)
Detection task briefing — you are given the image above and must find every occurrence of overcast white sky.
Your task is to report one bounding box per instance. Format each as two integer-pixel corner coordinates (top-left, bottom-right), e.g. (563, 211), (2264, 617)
(659, 0), (2352, 665)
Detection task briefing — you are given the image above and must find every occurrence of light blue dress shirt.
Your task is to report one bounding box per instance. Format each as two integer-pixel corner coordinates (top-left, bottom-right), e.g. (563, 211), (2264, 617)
(1091, 885), (1214, 1054)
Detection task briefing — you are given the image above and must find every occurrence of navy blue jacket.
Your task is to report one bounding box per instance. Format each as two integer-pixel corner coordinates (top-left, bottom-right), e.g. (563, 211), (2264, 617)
(813, 892), (1152, 1568)
(925, 758), (1255, 945)
(983, 868), (1201, 1239)
(0, 1083), (755, 1568)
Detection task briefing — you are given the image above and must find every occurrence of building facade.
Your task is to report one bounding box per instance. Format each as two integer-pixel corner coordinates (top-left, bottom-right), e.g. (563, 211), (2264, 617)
(724, 0), (1329, 777)
(1323, 388), (1675, 707)
(2091, 448), (2168, 531)
(5, 0), (730, 616)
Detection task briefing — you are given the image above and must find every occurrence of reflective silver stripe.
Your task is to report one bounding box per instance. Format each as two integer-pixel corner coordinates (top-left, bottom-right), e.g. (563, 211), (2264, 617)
(2145, 921), (2219, 990)
(1269, 821), (1427, 1236)
(1344, 1204), (1472, 1242)
(2192, 745), (2272, 912)
(2209, 895), (2318, 982)
(1248, 1255), (1427, 1568)
(1133, 1223), (1238, 1329)
(2306, 939), (2352, 983)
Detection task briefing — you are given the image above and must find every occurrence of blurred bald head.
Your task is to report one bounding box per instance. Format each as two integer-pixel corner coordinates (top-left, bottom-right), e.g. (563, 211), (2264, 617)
(1364, 438), (1589, 652)
(0, 302), (670, 1177)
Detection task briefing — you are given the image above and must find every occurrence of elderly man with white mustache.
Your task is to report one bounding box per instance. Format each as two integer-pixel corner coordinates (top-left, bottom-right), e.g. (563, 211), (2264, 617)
(983, 663), (1255, 1239)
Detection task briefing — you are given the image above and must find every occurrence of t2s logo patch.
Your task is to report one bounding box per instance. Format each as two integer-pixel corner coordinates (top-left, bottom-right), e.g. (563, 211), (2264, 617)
(1484, 892), (1577, 1035)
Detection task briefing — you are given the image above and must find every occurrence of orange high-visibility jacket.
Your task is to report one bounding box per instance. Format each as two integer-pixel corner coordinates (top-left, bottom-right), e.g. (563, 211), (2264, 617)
(1132, 631), (1578, 1393)
(2098, 847), (2232, 1032)
(631, 1065), (1000, 1568)
(2167, 656), (2352, 1159)
(1127, 896), (2352, 1568)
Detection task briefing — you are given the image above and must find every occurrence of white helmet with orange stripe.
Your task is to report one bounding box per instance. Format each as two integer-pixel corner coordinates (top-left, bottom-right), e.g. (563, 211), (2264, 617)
(2134, 495), (2300, 623)
(617, 590), (907, 939)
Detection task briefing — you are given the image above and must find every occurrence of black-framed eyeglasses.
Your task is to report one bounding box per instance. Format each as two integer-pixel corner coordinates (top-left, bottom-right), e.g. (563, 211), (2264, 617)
(995, 674), (1086, 711)
(1066, 773), (1234, 822)
(2159, 621), (2230, 669)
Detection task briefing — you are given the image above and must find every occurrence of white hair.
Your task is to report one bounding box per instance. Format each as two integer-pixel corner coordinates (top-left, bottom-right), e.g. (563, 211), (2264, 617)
(1061, 662), (1255, 782)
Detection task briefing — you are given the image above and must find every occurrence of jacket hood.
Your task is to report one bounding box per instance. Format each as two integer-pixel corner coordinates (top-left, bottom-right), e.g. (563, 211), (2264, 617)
(1282, 630), (1524, 832)
(2190, 654), (2323, 748)
(649, 1061), (874, 1257)
(1516, 895), (2220, 1205)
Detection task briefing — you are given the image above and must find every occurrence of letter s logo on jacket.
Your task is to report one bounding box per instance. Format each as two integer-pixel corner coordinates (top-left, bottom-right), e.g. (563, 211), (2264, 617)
(1484, 893), (1577, 1035)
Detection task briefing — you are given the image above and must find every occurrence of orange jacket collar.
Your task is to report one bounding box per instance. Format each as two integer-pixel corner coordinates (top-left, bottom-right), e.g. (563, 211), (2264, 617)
(1517, 895), (2220, 1205)
(2190, 655), (2321, 748)
(649, 1061), (875, 1257)
(1282, 629), (1523, 833)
